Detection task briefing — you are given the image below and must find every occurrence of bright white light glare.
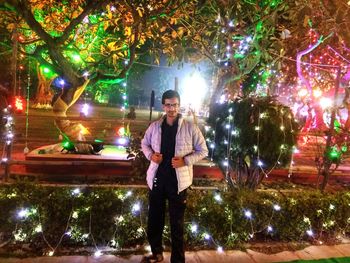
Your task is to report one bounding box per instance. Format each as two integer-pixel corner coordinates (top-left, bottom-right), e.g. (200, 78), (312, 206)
(313, 89), (322, 98)
(293, 147), (300, 154)
(81, 103), (89, 116)
(273, 204), (281, 211)
(203, 233), (210, 240)
(244, 210), (252, 219)
(306, 229), (314, 236)
(214, 193), (222, 202)
(18, 208), (29, 219)
(72, 188), (80, 195)
(190, 224), (198, 233)
(319, 97), (332, 109)
(217, 246), (223, 253)
(267, 225), (273, 232)
(132, 202), (141, 213)
(94, 250), (102, 257)
(116, 137), (128, 146)
(83, 71), (89, 77)
(48, 251), (54, 256)
(181, 73), (207, 111)
(257, 160), (263, 167)
(126, 191), (132, 197)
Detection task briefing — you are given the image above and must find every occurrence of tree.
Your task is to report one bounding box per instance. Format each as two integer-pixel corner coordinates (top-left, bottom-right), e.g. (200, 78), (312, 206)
(1, 0), (198, 152)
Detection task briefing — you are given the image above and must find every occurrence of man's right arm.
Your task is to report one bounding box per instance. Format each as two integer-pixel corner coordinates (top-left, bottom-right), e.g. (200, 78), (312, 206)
(141, 124), (154, 161)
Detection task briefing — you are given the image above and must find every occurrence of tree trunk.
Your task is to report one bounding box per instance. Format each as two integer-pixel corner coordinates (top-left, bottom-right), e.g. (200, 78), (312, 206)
(34, 64), (54, 106)
(52, 79), (91, 153)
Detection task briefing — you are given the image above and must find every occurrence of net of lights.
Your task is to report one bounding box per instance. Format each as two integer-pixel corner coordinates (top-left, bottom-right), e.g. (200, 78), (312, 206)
(205, 96), (298, 187)
(0, 185), (348, 257)
(1, 106), (15, 164)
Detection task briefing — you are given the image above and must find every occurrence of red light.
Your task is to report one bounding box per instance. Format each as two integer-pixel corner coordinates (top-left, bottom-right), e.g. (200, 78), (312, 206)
(13, 96), (25, 112)
(116, 127), (125, 137)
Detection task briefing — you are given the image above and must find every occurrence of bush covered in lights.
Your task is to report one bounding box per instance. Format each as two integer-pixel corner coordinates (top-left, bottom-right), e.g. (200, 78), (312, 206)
(207, 96), (299, 189)
(0, 183), (349, 257)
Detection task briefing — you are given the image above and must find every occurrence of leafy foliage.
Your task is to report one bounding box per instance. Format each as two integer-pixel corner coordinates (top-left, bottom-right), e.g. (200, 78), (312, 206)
(0, 183), (349, 256)
(207, 96), (299, 189)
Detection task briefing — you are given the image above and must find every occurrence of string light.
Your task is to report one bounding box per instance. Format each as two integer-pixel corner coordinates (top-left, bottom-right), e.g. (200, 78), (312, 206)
(217, 246), (224, 253)
(0, 186), (347, 257)
(273, 204), (281, 211)
(244, 210), (253, 219)
(306, 229), (314, 237)
(132, 202), (141, 214)
(190, 223), (198, 233)
(17, 208), (30, 219)
(267, 225), (273, 232)
(94, 250), (102, 257)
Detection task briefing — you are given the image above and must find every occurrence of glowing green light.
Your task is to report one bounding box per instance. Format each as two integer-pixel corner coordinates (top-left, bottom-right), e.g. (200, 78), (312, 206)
(72, 54), (81, 62)
(234, 53), (245, 59)
(61, 133), (75, 152)
(327, 147), (341, 162)
(334, 119), (341, 133)
(256, 21), (263, 32)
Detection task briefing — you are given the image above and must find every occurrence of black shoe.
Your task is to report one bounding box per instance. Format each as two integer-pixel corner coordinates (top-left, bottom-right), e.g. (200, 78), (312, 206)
(140, 253), (164, 263)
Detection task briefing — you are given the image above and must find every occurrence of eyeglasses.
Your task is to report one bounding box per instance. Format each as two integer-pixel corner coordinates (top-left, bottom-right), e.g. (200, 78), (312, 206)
(164, 103), (179, 108)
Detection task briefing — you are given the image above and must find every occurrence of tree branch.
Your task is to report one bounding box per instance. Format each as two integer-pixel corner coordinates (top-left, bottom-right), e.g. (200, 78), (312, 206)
(56, 0), (109, 45)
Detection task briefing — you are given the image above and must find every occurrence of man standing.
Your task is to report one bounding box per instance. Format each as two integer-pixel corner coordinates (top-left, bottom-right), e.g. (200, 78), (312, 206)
(141, 90), (208, 263)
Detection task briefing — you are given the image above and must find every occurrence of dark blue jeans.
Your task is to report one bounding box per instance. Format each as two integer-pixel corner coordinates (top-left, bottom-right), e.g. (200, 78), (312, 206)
(147, 175), (187, 263)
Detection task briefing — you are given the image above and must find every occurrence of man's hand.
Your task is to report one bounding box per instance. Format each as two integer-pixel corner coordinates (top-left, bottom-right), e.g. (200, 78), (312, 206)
(151, 152), (163, 164)
(172, 156), (186, 168)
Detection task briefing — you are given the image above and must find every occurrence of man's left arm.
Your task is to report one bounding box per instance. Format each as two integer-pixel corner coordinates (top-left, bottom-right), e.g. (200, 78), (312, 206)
(183, 125), (208, 166)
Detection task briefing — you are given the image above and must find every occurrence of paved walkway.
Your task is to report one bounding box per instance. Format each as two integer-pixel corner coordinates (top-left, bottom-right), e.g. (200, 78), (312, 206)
(1, 244), (349, 263)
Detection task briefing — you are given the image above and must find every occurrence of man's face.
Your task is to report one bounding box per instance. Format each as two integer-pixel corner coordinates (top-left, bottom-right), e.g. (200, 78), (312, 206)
(163, 97), (180, 118)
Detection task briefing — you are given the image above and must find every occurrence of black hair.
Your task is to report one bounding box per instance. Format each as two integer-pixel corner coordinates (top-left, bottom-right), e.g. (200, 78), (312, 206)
(161, 90), (180, 104)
